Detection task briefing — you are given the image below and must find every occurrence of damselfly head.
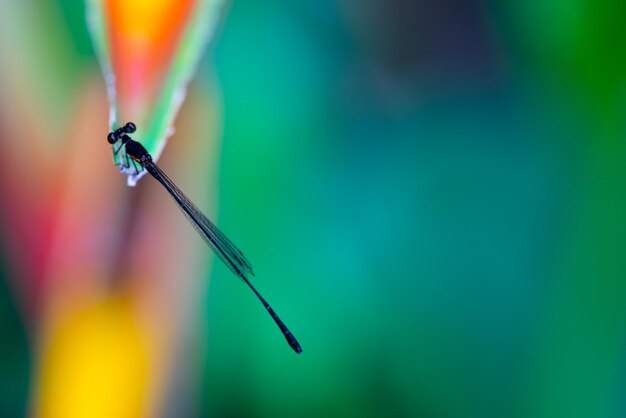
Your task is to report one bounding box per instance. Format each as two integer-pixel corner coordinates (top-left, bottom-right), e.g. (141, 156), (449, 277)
(107, 122), (137, 144)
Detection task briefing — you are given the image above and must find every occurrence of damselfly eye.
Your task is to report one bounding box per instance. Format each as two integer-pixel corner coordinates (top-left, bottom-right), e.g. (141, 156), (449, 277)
(124, 122), (136, 133)
(107, 132), (117, 144)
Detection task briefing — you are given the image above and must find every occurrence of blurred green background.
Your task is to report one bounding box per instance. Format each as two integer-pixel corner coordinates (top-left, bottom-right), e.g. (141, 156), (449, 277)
(2, 0), (626, 417)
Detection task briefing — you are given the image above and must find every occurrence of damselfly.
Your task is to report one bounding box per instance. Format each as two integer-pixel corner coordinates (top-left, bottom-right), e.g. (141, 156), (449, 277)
(108, 122), (302, 354)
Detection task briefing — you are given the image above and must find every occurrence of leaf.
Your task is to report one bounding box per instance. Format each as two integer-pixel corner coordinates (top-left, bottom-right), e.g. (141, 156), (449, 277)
(86, 0), (225, 185)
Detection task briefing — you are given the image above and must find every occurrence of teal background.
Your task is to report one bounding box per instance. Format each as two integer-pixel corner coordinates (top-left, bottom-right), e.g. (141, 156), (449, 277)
(2, 1), (626, 417)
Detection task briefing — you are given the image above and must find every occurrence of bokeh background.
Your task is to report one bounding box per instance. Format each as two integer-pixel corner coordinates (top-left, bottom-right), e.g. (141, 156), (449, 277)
(1, 1), (626, 417)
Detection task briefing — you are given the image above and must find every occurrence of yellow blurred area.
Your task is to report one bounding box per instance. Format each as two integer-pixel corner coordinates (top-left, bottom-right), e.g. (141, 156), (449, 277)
(108, 0), (193, 46)
(33, 295), (155, 418)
